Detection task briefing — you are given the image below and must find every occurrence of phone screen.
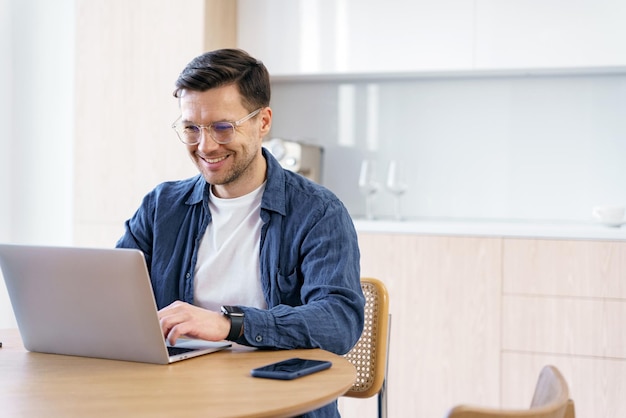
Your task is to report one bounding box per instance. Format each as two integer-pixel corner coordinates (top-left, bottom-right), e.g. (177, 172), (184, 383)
(250, 358), (332, 380)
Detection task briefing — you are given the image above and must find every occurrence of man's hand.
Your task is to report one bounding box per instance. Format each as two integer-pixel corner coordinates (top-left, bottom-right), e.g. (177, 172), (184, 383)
(157, 301), (231, 345)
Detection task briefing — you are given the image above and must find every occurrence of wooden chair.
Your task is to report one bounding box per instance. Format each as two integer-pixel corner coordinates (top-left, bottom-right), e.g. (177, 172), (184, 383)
(446, 365), (576, 418)
(343, 277), (391, 418)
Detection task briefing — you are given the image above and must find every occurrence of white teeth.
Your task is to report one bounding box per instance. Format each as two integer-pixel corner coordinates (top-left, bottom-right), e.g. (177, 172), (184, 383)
(205, 156), (227, 163)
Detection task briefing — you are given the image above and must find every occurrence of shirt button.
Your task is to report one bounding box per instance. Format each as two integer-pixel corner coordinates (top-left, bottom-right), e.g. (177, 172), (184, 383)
(186, 273), (190, 278)
(255, 335), (263, 343)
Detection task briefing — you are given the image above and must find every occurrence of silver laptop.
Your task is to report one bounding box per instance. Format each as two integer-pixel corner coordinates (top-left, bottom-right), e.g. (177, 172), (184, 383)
(0, 243), (231, 364)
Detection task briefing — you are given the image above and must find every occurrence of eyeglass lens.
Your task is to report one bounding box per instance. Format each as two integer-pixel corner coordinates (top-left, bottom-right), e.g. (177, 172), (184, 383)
(179, 122), (234, 144)
(211, 122), (234, 143)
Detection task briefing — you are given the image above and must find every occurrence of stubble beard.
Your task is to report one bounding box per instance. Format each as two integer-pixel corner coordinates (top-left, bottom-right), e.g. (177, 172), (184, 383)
(194, 147), (257, 187)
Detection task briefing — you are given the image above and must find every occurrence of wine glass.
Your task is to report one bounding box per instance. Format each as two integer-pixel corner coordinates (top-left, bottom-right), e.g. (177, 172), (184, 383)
(386, 160), (408, 221)
(358, 159), (379, 220)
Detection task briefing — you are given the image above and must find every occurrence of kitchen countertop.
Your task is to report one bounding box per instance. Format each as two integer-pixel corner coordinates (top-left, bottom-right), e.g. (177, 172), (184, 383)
(352, 217), (626, 241)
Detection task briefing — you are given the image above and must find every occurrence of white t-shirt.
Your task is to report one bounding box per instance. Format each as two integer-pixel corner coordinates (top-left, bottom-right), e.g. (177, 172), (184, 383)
(193, 182), (268, 311)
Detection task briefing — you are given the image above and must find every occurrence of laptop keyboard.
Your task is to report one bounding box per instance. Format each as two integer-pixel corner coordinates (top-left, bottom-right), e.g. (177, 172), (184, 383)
(167, 346), (197, 356)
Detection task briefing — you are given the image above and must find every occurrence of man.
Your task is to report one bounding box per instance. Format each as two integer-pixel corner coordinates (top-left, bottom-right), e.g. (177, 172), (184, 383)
(116, 49), (364, 417)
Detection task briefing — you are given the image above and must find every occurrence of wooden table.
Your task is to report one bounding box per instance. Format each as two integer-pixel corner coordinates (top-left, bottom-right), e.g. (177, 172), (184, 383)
(0, 329), (356, 417)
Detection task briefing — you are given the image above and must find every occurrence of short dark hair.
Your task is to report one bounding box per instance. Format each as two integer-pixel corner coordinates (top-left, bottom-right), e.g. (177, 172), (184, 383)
(173, 48), (271, 111)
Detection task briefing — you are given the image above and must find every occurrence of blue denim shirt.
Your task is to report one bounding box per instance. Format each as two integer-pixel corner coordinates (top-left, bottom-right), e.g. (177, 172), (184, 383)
(117, 149), (364, 417)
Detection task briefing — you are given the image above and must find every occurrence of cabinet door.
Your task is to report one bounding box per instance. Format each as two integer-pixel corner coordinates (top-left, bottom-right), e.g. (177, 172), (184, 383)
(502, 353), (626, 418)
(502, 238), (626, 418)
(503, 238), (626, 299)
(237, 0), (474, 74)
(502, 295), (626, 358)
(475, 0), (626, 68)
(339, 234), (502, 418)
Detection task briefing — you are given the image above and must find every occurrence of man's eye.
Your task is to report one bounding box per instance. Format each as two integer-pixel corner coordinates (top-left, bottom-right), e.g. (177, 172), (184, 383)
(183, 125), (201, 134)
(212, 122), (232, 133)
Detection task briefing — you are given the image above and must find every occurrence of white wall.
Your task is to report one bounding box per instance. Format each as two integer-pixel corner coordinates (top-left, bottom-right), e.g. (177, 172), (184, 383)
(0, 0), (74, 328)
(0, 0), (12, 330)
(0, 0), (11, 242)
(270, 72), (626, 222)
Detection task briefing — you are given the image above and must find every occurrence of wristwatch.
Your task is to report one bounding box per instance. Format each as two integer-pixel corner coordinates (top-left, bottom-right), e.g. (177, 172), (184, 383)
(221, 305), (244, 341)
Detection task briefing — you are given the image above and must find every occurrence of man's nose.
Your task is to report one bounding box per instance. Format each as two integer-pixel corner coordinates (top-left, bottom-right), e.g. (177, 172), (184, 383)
(197, 127), (220, 151)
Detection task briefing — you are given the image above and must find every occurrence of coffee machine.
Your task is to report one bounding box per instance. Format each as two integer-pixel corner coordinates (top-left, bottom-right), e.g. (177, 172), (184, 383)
(263, 138), (323, 183)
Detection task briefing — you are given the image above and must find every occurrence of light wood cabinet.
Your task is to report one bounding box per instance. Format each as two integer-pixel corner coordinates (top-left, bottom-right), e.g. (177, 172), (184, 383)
(502, 353), (626, 418)
(503, 238), (626, 299)
(502, 238), (626, 418)
(340, 233), (626, 418)
(339, 233), (502, 418)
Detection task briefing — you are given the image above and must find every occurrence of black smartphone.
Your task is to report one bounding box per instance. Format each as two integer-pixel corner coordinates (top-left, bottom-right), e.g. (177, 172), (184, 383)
(250, 357), (332, 380)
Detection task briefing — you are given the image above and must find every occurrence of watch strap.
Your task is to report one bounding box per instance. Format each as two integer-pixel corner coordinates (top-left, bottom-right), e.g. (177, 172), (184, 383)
(225, 310), (244, 341)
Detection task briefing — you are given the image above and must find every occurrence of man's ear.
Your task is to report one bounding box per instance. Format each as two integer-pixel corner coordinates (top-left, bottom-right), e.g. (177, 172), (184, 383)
(259, 107), (272, 135)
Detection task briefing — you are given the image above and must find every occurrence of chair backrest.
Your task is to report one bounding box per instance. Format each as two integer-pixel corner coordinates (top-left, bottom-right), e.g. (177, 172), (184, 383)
(343, 277), (390, 398)
(446, 365), (575, 418)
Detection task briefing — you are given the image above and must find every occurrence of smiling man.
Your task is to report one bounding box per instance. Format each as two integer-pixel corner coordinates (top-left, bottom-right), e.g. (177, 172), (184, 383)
(116, 49), (364, 418)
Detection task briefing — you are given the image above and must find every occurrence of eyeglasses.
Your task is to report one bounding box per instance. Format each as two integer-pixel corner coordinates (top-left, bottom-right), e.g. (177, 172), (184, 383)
(171, 108), (262, 145)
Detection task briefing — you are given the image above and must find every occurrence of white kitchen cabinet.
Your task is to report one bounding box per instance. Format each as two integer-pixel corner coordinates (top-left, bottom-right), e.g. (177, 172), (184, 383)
(475, 0), (626, 69)
(237, 0), (474, 74)
(238, 0), (626, 75)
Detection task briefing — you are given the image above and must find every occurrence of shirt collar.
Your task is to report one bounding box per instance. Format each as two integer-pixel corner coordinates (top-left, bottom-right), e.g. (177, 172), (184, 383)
(185, 176), (208, 205)
(261, 147), (287, 216)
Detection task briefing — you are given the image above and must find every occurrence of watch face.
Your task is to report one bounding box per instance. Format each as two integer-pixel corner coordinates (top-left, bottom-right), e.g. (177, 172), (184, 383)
(221, 305), (244, 316)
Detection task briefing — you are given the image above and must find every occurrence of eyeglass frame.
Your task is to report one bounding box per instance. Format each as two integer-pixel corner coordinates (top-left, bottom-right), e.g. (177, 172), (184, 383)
(171, 108), (263, 145)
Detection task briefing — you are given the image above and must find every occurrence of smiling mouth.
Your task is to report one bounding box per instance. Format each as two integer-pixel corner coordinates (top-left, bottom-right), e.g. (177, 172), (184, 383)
(199, 154), (229, 164)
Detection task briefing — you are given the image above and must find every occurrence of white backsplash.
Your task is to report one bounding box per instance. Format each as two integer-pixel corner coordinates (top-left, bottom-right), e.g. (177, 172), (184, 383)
(269, 71), (626, 222)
